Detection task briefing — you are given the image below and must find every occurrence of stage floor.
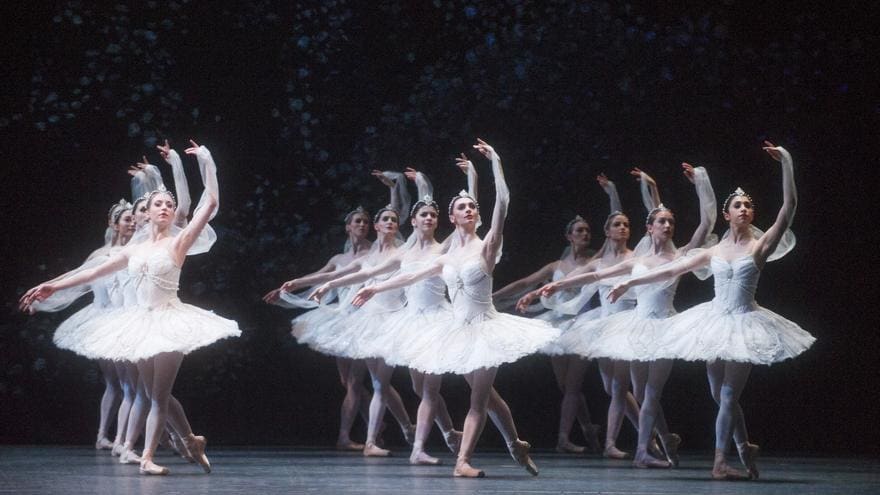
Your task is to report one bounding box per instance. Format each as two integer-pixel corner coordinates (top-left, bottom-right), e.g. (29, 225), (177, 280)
(1, 446), (877, 494)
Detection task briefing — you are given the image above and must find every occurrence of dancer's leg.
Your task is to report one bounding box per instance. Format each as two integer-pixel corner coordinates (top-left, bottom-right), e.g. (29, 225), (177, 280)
(556, 356), (591, 453)
(364, 358), (409, 456)
(410, 372), (442, 465)
(454, 369), (495, 477)
(112, 362), (136, 452)
(335, 357), (365, 449)
(633, 360), (674, 468)
(599, 359), (634, 458)
(96, 360), (122, 449)
(709, 360), (753, 480)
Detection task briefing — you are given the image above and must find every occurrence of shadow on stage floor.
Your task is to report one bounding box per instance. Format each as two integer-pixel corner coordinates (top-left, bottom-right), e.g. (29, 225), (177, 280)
(1, 446), (877, 494)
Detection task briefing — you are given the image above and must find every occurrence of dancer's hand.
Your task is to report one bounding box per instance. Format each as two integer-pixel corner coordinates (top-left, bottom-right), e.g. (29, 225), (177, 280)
(681, 162), (696, 184)
(352, 287), (376, 307)
(472, 138), (498, 161)
(127, 157), (149, 177)
(455, 153), (473, 174)
(515, 291), (538, 314)
(157, 139), (172, 161)
(262, 288), (283, 304)
(20, 283), (56, 311)
(762, 140), (783, 162)
(404, 167), (420, 182)
(596, 172), (610, 188)
(539, 282), (561, 297)
(629, 167), (656, 188)
(308, 283), (331, 303)
(608, 281), (629, 303)
(184, 139), (208, 158)
(371, 170), (395, 187)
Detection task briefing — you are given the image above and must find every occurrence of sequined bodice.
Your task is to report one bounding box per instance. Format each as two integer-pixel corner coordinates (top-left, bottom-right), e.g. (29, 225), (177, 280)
(402, 260), (447, 309)
(631, 263), (679, 319)
(710, 255), (760, 314)
(128, 249), (181, 309)
(442, 258), (493, 323)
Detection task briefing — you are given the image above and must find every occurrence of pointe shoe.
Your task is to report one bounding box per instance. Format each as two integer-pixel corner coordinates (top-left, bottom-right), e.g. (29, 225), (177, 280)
(661, 433), (682, 467)
(648, 438), (665, 459)
(335, 440), (366, 451)
(603, 445), (632, 460)
(95, 437), (114, 450)
(737, 442), (760, 480)
(183, 435), (212, 473)
(633, 452), (671, 469)
(443, 430), (463, 455)
(119, 449), (142, 465)
(409, 450), (441, 465)
(555, 439), (586, 454)
(711, 464), (751, 481)
(453, 457), (485, 478)
(111, 442), (124, 457)
(170, 432), (195, 463)
(363, 442), (391, 457)
(508, 440), (539, 476)
(582, 424), (601, 453)
(402, 424), (417, 446)
(139, 459), (169, 475)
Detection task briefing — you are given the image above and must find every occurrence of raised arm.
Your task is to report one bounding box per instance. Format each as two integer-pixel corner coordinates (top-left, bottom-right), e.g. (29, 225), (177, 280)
(631, 168), (662, 210)
(608, 248), (713, 302)
(597, 173), (622, 213)
(351, 260), (443, 307)
(157, 140), (192, 226)
(170, 141), (218, 263)
(680, 163), (717, 253)
(474, 139), (507, 270)
(310, 255), (403, 302)
(755, 142), (797, 264)
(372, 170), (411, 223)
(493, 261), (558, 300)
(455, 153), (479, 200)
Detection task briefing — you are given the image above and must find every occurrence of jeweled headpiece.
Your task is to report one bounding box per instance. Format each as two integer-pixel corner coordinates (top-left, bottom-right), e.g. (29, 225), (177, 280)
(565, 214), (589, 235)
(722, 187), (754, 212)
(447, 190), (480, 216)
(410, 195), (439, 218)
(645, 203), (672, 225)
(344, 205), (369, 224)
(372, 204), (400, 224)
(146, 186), (177, 208)
(108, 199), (133, 224)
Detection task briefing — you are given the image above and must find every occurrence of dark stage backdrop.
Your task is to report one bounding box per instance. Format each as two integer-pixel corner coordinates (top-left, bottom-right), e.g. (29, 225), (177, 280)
(1, 1), (877, 455)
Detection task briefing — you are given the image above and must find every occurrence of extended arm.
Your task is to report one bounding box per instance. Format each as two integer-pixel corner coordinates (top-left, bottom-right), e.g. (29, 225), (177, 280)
(755, 143), (797, 263)
(608, 249), (713, 301)
(475, 139), (508, 270)
(170, 141), (218, 263)
(681, 164), (717, 253)
(631, 168), (662, 210)
(22, 252), (130, 308)
(351, 261), (443, 306)
(158, 140), (192, 226)
(543, 257), (636, 294)
(493, 261), (557, 300)
(310, 255), (403, 302)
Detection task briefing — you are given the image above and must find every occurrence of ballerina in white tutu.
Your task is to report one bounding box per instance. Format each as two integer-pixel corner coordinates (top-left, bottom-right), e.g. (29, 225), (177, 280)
(540, 163), (715, 468)
(23, 140), (239, 476)
(607, 141), (814, 480)
(353, 139), (559, 478)
(494, 174), (633, 455)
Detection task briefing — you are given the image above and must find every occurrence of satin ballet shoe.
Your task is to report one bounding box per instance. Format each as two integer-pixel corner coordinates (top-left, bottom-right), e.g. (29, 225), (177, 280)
(603, 445), (632, 460)
(335, 440), (366, 451)
(453, 457), (485, 478)
(111, 442), (124, 457)
(119, 449), (142, 465)
(737, 442), (760, 480)
(402, 424), (417, 446)
(363, 442), (391, 457)
(711, 464), (751, 481)
(509, 440), (539, 476)
(95, 437), (114, 450)
(443, 430), (462, 455)
(555, 439), (586, 454)
(633, 452), (671, 469)
(409, 450), (441, 465)
(582, 424), (602, 453)
(139, 459), (169, 475)
(183, 435), (212, 473)
(661, 433), (682, 467)
(647, 438), (665, 459)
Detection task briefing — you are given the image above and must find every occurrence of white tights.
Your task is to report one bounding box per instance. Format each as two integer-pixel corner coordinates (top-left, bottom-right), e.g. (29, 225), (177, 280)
(336, 357), (370, 445)
(138, 352), (193, 461)
(707, 360), (752, 453)
(597, 358), (641, 448)
(97, 360), (121, 442)
(551, 355), (593, 443)
(364, 358), (412, 445)
(112, 362), (139, 446)
(630, 359), (673, 456)
(459, 368), (522, 461)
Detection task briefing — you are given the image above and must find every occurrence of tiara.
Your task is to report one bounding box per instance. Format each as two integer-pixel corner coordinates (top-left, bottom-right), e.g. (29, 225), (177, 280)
(344, 206), (369, 223)
(447, 190), (480, 216)
(108, 199), (133, 223)
(372, 204), (400, 224)
(147, 186), (176, 207)
(723, 187), (754, 212)
(565, 214), (588, 235)
(410, 195), (439, 218)
(645, 203), (672, 225)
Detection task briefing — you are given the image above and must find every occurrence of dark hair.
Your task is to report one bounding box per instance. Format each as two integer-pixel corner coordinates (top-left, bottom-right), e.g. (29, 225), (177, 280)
(604, 211), (629, 231)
